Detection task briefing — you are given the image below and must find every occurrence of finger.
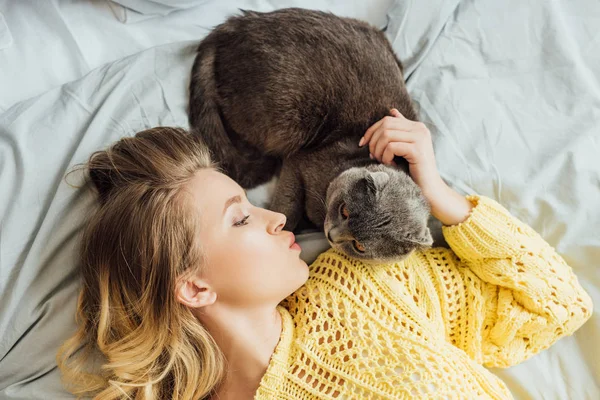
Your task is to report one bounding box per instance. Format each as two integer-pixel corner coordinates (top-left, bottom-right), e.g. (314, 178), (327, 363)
(391, 108), (426, 132)
(386, 114), (418, 132)
(373, 132), (390, 162)
(367, 118), (396, 154)
(368, 123), (416, 157)
(372, 129), (414, 162)
(390, 108), (403, 118)
(361, 110), (408, 147)
(382, 142), (412, 165)
(362, 111), (419, 147)
(368, 124), (389, 157)
(362, 109), (416, 146)
(360, 118), (385, 147)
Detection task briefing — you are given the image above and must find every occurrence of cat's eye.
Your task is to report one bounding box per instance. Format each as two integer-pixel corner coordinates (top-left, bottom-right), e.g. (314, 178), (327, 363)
(353, 240), (365, 253)
(340, 202), (350, 219)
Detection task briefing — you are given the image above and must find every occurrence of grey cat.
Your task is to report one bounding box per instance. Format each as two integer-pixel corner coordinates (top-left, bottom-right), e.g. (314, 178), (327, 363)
(188, 8), (433, 262)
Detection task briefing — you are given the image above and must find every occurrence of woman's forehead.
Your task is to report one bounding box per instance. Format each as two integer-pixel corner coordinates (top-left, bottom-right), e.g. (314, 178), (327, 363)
(187, 169), (241, 213)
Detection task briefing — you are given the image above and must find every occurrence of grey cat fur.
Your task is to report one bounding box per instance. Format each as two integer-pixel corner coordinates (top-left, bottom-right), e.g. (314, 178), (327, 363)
(188, 8), (433, 262)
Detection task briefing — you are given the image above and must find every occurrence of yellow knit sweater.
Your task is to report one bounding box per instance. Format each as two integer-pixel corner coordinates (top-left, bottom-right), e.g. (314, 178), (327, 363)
(254, 195), (593, 400)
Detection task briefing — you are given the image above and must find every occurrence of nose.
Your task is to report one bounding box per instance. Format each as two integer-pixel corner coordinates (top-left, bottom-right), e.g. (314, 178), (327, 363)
(267, 210), (286, 234)
(328, 227), (343, 243)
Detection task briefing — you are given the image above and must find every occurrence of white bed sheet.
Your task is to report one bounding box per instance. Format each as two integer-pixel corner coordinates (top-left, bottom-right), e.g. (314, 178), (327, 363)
(0, 0), (598, 399)
(0, 0), (392, 112)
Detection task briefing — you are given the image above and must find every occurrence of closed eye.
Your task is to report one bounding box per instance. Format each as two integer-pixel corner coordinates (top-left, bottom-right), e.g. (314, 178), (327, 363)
(340, 202), (350, 219)
(234, 215), (250, 227)
(353, 240), (365, 253)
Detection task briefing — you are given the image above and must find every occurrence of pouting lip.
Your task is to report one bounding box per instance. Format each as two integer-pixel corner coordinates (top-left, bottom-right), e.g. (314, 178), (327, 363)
(288, 232), (296, 248)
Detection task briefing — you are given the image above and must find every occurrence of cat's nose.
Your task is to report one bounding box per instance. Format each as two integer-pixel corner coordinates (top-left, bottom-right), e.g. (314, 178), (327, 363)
(328, 227), (344, 243)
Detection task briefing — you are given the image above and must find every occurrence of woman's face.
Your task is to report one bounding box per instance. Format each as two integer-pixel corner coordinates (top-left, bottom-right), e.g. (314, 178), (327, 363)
(184, 169), (309, 308)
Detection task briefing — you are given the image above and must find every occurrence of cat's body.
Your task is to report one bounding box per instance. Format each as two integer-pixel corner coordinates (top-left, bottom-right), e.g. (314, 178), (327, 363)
(189, 8), (433, 261)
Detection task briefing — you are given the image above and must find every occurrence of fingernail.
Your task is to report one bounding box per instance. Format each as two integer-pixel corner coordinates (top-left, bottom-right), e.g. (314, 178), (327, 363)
(369, 153), (374, 159)
(358, 137), (364, 147)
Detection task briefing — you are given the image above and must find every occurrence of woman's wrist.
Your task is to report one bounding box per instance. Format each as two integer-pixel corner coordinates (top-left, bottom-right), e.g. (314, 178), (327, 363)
(422, 178), (474, 226)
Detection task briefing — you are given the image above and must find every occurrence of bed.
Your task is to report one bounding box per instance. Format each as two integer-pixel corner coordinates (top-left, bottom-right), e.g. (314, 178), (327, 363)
(0, 0), (598, 398)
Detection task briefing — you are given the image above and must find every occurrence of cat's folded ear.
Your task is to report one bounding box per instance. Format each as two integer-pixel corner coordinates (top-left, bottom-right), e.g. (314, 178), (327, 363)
(366, 171), (390, 195)
(419, 227), (434, 248)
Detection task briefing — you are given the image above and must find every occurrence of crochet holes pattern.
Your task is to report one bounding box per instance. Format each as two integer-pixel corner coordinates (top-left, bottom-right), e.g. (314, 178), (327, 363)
(263, 196), (593, 399)
(429, 250), (463, 346)
(289, 254), (454, 398)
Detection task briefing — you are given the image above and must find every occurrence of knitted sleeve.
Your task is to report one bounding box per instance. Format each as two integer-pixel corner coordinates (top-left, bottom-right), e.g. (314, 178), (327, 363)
(423, 195), (593, 368)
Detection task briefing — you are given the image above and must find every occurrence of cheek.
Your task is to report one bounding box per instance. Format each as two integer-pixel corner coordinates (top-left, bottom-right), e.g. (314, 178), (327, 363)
(233, 227), (278, 258)
(203, 229), (306, 305)
(207, 228), (279, 273)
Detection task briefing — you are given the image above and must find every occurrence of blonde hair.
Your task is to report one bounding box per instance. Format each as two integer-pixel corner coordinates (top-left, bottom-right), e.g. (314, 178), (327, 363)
(57, 127), (225, 399)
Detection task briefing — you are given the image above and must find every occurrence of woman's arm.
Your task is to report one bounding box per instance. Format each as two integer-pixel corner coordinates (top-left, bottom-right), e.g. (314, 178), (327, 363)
(361, 110), (593, 367)
(421, 194), (592, 367)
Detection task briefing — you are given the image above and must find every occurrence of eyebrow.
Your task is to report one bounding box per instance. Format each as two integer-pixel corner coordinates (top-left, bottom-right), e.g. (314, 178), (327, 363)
(223, 194), (242, 215)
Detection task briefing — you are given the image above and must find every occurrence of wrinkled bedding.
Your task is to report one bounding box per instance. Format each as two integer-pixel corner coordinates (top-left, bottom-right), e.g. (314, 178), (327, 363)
(1, 0), (598, 398)
(0, 0), (391, 112)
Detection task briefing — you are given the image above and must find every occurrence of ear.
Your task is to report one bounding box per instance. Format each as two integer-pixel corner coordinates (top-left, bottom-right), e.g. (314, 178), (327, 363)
(176, 275), (217, 309)
(366, 171), (390, 195)
(419, 227), (434, 247)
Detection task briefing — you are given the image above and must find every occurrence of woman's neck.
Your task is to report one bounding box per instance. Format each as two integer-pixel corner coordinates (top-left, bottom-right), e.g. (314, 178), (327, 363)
(197, 304), (283, 400)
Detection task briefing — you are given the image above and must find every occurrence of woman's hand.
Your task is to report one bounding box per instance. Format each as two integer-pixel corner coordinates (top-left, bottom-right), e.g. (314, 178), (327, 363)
(359, 109), (474, 226)
(360, 108), (440, 195)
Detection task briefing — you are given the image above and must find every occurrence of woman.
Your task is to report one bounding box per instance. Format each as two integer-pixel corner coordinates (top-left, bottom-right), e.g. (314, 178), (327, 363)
(57, 111), (592, 400)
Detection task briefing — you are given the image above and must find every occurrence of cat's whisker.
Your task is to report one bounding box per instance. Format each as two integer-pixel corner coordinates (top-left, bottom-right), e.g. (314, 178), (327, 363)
(304, 187), (328, 218)
(305, 187), (327, 208)
(402, 237), (432, 247)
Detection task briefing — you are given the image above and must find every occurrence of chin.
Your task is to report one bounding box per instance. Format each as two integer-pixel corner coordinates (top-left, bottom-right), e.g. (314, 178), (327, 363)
(294, 257), (310, 282)
(300, 260), (310, 280)
(285, 265), (309, 299)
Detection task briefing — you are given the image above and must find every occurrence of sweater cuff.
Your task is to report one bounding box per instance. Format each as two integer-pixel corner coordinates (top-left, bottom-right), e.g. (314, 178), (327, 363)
(442, 195), (526, 261)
